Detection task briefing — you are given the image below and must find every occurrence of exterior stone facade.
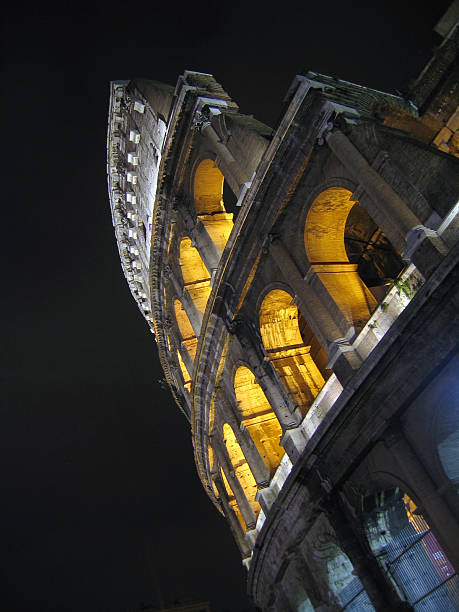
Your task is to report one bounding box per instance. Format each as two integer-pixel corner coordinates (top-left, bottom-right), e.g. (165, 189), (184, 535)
(107, 12), (459, 612)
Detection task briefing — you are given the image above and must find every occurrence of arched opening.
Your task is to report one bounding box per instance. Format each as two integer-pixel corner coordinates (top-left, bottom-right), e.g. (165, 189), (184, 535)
(305, 187), (404, 330)
(320, 542), (375, 610)
(193, 159), (234, 256)
(259, 289), (331, 417)
(364, 489), (458, 609)
(174, 298), (197, 363)
(344, 201), (405, 303)
(234, 366), (284, 475)
(194, 158), (225, 214)
(223, 424), (260, 519)
(179, 237), (211, 317)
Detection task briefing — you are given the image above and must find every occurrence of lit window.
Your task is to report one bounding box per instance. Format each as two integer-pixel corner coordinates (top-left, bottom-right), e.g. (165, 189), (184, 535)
(126, 193), (137, 205)
(128, 229), (138, 239)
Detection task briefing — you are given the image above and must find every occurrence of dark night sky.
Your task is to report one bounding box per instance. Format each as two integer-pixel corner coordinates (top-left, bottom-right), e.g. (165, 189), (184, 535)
(1, 2), (451, 611)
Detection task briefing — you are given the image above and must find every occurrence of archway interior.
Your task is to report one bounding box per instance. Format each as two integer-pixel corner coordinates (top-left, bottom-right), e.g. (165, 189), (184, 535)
(344, 202), (404, 302)
(364, 489), (457, 609)
(193, 159), (234, 256)
(234, 366), (284, 475)
(259, 289), (327, 417)
(179, 237), (211, 317)
(305, 187), (403, 329)
(223, 424), (260, 520)
(174, 298), (197, 366)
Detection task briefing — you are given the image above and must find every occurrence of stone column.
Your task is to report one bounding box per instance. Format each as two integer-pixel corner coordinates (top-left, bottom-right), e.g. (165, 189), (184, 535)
(213, 475), (251, 559)
(326, 130), (420, 252)
(294, 550), (331, 610)
(213, 436), (257, 530)
(273, 583), (295, 612)
(233, 332), (302, 429)
(269, 239), (362, 385)
(200, 123), (251, 195)
(216, 388), (271, 487)
(178, 342), (194, 379)
(324, 495), (406, 610)
(169, 271), (202, 336)
(192, 220), (221, 272)
(384, 428), (459, 570)
(326, 129), (451, 279)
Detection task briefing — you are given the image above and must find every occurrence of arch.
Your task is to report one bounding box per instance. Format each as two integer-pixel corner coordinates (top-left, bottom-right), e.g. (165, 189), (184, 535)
(259, 288), (330, 417)
(174, 298), (197, 362)
(193, 159), (233, 256)
(363, 488), (458, 609)
(208, 446), (219, 498)
(179, 237), (211, 317)
(234, 366), (284, 475)
(304, 187), (404, 330)
(194, 158), (226, 214)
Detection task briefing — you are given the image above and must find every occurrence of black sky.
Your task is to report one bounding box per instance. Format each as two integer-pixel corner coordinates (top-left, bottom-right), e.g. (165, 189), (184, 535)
(1, 1), (451, 611)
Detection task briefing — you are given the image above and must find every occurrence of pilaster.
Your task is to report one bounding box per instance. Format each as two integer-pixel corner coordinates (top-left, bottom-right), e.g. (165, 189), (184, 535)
(269, 239), (362, 385)
(213, 436), (257, 530)
(216, 388), (271, 487)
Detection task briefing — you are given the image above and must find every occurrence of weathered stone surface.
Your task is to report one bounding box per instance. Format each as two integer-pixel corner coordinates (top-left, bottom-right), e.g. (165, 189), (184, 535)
(107, 11), (459, 609)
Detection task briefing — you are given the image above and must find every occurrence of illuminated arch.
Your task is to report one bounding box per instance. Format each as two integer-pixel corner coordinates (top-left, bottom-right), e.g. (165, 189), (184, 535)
(305, 187), (404, 330)
(193, 159), (233, 255)
(179, 237), (211, 317)
(223, 423), (260, 519)
(174, 298), (197, 363)
(234, 366), (284, 475)
(194, 158), (225, 214)
(259, 289), (330, 416)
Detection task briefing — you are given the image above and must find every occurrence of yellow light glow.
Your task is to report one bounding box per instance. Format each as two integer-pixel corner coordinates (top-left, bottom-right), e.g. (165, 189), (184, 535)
(193, 159), (226, 214)
(223, 424), (260, 519)
(220, 468), (246, 530)
(174, 299), (197, 361)
(305, 187), (377, 328)
(200, 213), (233, 256)
(234, 366), (285, 474)
(179, 237), (211, 317)
(259, 289), (326, 416)
(177, 350), (191, 391)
